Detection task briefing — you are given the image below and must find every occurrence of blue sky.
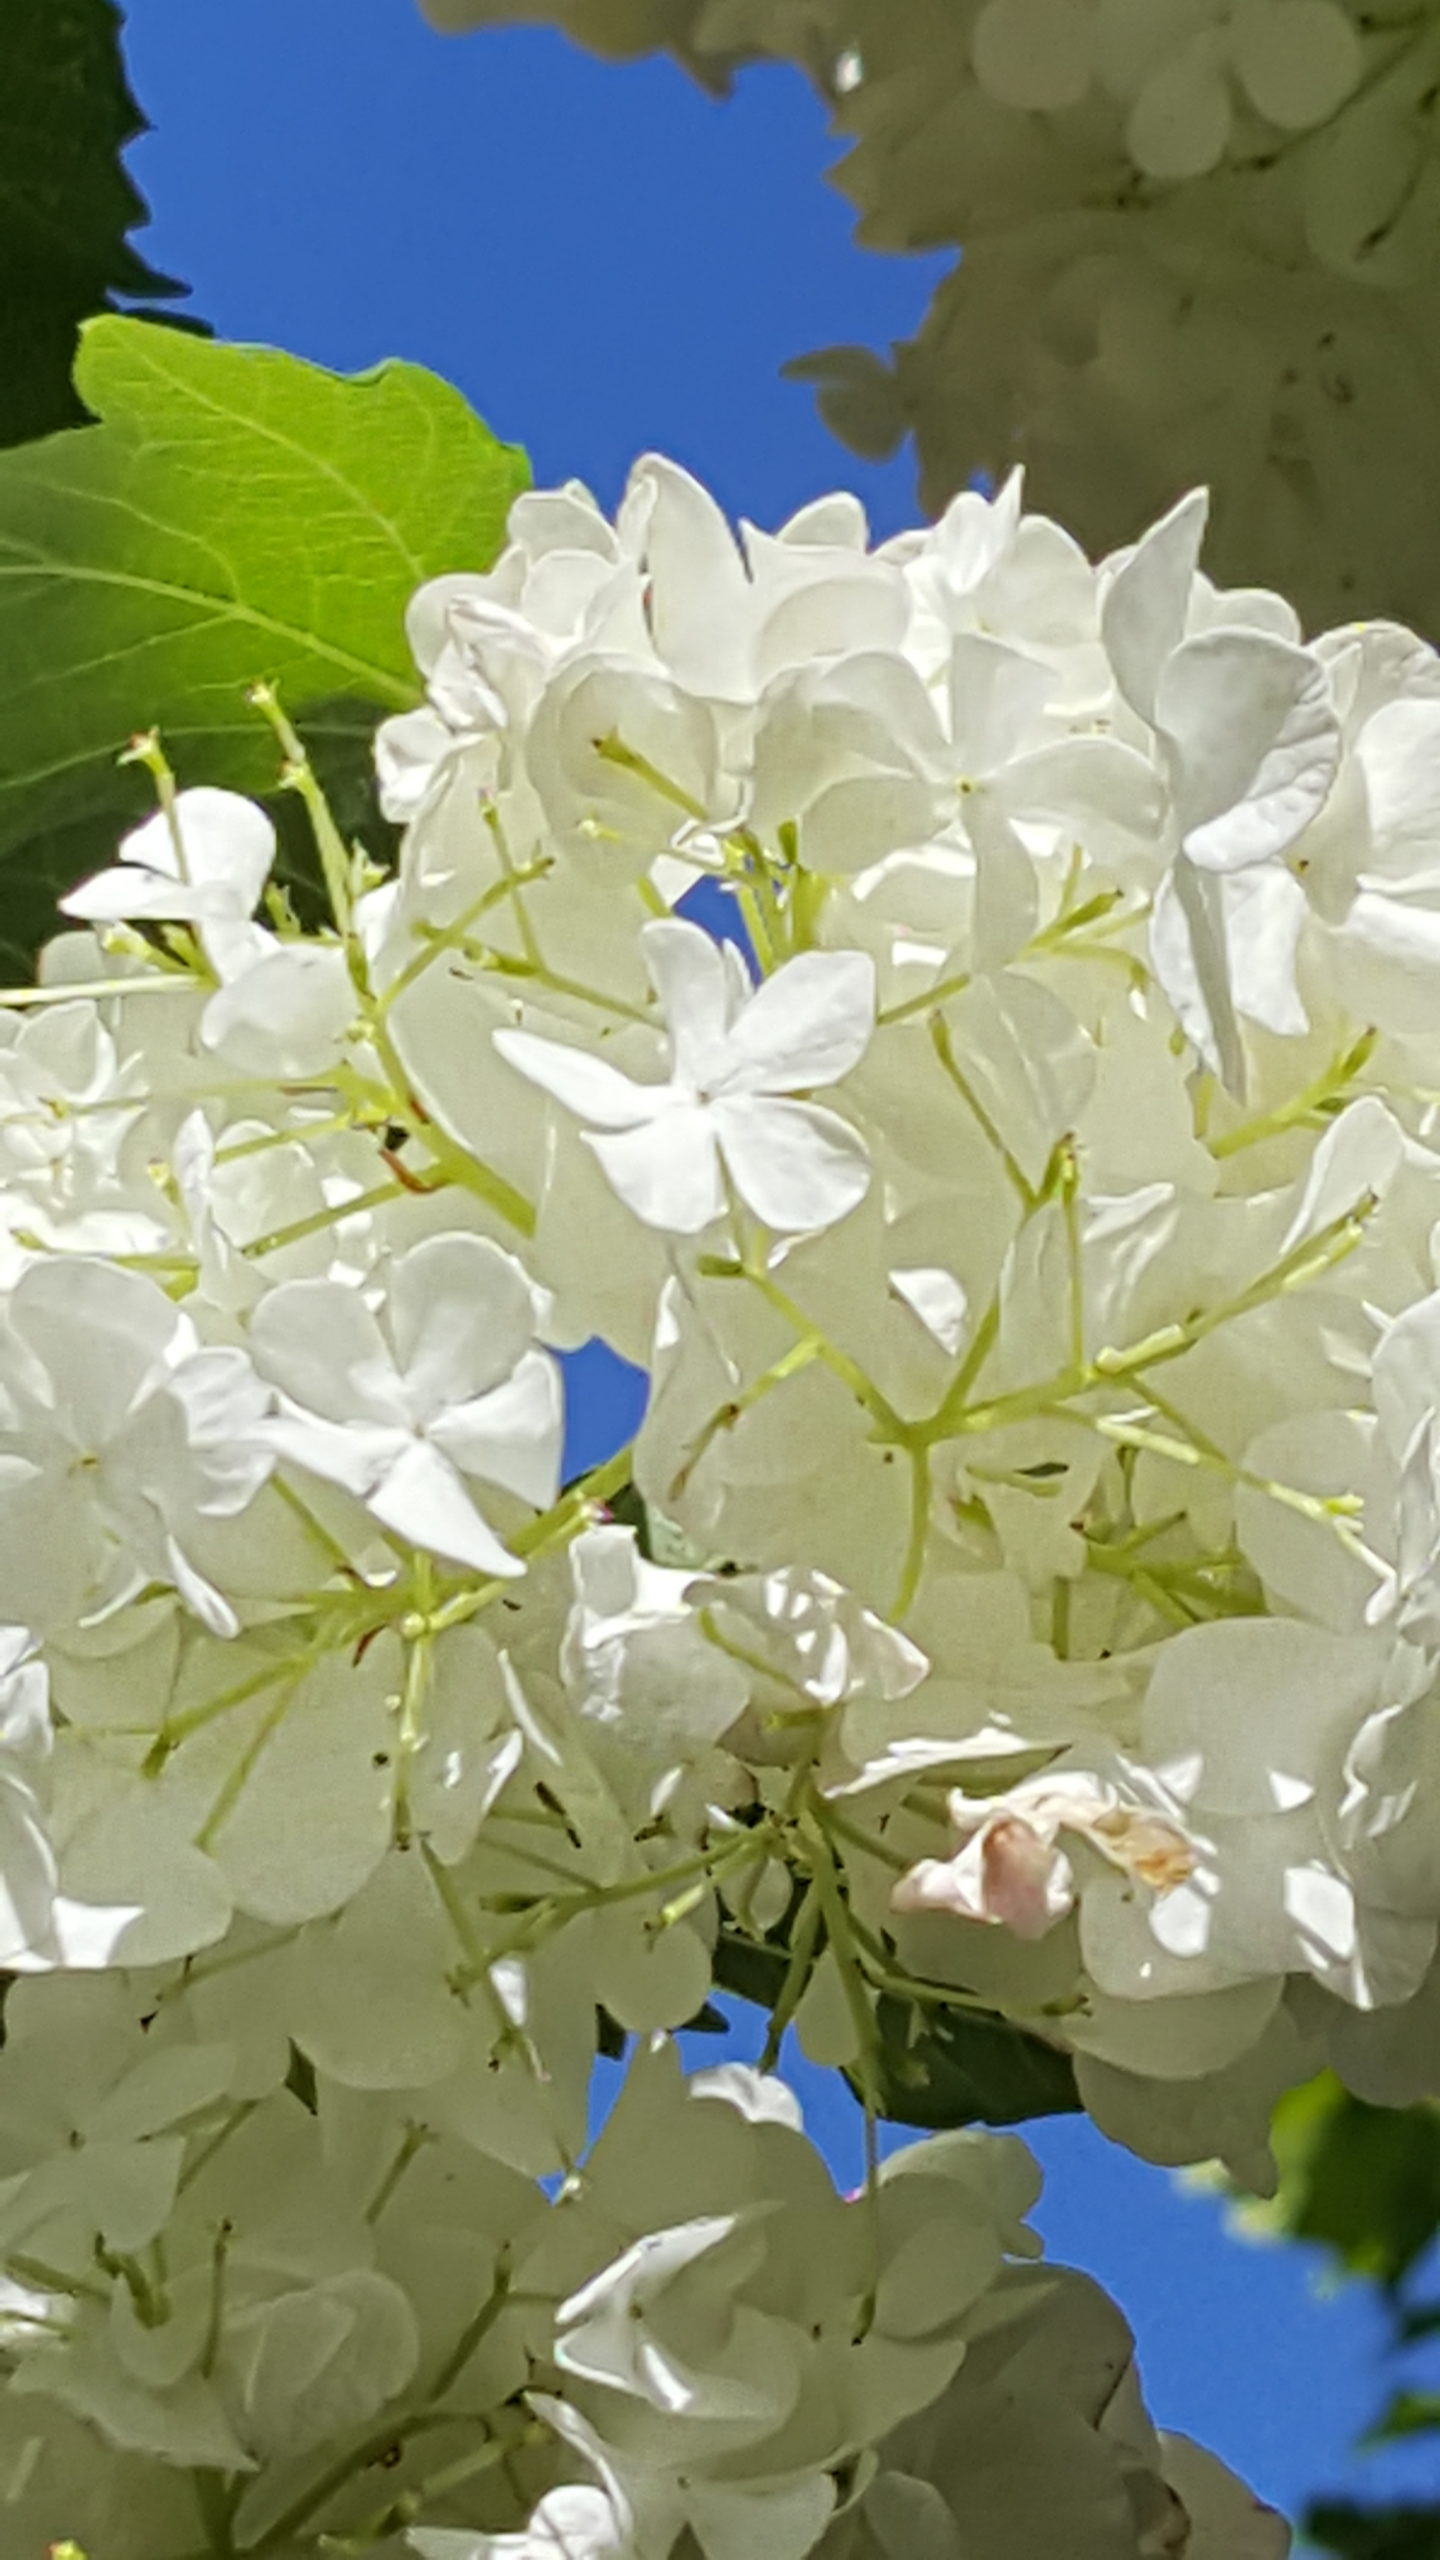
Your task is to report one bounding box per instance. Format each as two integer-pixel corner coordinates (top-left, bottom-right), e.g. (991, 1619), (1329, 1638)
(121, 0), (1437, 2529)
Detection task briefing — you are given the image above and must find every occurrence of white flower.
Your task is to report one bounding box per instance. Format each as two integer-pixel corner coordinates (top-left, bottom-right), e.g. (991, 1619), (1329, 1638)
(561, 1524), (751, 1795)
(248, 1232), (562, 1575)
(0, 1001), (138, 1198)
(60, 788), (276, 952)
(0, 1974), (238, 2259)
(10, 441), (1423, 2553)
(378, 482), (648, 819)
(0, 1259), (270, 1637)
(620, 452), (907, 704)
(555, 2211), (794, 2424)
(1082, 1620), (1439, 2009)
(496, 918), (875, 1233)
(747, 650), (948, 876)
(408, 2487), (633, 2560)
(1100, 492), (1341, 1075)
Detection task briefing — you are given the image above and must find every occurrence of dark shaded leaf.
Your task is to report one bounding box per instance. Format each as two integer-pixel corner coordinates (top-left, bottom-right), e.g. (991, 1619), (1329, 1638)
(712, 1932), (1080, 2129)
(712, 1930), (791, 2015)
(0, 0), (190, 450)
(603, 1480), (656, 1557)
(781, 346), (908, 464)
(858, 1990), (1080, 2132)
(1306, 2502), (1440, 2559)
(284, 2043), (319, 2115)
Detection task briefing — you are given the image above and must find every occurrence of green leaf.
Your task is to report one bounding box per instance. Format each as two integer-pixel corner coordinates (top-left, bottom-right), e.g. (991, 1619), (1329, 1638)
(1306, 2501), (1440, 2559)
(0, 317), (530, 966)
(711, 1934), (1080, 2131)
(1365, 2392), (1440, 2448)
(781, 346), (908, 465)
(0, 0), (190, 451)
(1253, 2076), (1440, 2291)
(857, 1990), (1080, 2132)
(601, 1481), (656, 1557)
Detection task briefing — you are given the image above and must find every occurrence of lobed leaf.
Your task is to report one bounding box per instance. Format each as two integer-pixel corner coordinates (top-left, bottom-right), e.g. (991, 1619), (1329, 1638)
(0, 0), (189, 453)
(0, 318), (529, 963)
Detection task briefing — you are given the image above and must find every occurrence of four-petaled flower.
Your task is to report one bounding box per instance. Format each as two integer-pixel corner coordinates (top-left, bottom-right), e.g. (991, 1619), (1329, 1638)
(496, 917), (875, 1234)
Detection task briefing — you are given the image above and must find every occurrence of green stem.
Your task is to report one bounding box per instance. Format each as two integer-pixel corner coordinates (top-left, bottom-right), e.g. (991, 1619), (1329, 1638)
(249, 684), (354, 931)
(741, 1265), (903, 1439)
(664, 1332), (826, 1504)
(241, 1179), (405, 1261)
(0, 973), (202, 1010)
(891, 1444), (932, 1621)
(377, 862), (553, 1014)
(425, 1444), (635, 1636)
(930, 1012), (1034, 1205)
(757, 1880), (824, 2073)
(364, 1006), (536, 1236)
(1207, 1029), (1378, 1160)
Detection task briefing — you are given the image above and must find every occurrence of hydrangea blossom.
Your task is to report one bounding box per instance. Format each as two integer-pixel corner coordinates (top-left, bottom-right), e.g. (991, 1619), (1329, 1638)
(497, 920), (876, 1233)
(417, 0), (1440, 633)
(19, 450), (1440, 2543)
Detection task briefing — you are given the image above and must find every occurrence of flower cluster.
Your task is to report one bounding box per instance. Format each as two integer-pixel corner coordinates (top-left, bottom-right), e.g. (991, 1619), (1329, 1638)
(0, 2030), (1279, 2560)
(418, 0), (1440, 634)
(6, 449), (1439, 2543)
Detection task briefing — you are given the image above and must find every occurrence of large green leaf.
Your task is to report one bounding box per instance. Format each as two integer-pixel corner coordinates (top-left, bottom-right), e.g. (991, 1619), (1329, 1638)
(0, 0), (189, 451)
(0, 318), (529, 965)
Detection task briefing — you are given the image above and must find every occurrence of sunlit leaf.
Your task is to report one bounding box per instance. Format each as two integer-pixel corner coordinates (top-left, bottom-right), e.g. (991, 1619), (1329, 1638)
(0, 317), (528, 963)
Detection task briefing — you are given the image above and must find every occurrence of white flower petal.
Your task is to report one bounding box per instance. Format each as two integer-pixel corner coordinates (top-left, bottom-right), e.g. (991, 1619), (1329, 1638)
(428, 1348), (564, 1511)
(1101, 488), (1209, 724)
(713, 1095), (871, 1233)
(588, 1108), (725, 1232)
(494, 1027), (660, 1130)
(201, 942), (354, 1077)
(719, 949), (876, 1095)
(250, 1280), (405, 1430)
(1160, 629), (1340, 871)
(641, 916), (735, 1087)
(367, 1439), (522, 1576)
(387, 1232), (539, 1417)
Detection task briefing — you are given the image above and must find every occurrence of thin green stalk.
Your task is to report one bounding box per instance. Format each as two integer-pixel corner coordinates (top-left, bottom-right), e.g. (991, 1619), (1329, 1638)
(891, 1444), (932, 1621)
(757, 1880), (825, 2073)
(241, 1179), (406, 1261)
